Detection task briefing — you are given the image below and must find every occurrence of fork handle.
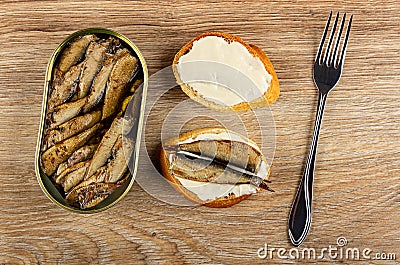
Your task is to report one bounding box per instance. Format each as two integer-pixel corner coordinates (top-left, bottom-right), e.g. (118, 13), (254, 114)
(288, 92), (327, 246)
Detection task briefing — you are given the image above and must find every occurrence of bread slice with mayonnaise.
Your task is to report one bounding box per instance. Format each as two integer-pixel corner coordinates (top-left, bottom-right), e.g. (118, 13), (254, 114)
(173, 32), (280, 112)
(159, 128), (273, 207)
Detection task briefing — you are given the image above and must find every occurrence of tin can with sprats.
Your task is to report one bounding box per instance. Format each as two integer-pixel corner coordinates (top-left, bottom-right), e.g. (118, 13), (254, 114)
(35, 28), (148, 213)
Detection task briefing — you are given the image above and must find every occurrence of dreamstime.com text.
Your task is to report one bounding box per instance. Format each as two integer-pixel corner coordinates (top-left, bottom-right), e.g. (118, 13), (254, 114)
(257, 237), (396, 261)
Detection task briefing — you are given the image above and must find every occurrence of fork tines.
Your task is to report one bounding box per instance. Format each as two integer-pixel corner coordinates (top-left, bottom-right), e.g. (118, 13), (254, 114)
(315, 11), (353, 68)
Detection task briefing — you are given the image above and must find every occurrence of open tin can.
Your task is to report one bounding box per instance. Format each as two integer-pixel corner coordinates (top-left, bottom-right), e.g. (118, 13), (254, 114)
(35, 28), (148, 213)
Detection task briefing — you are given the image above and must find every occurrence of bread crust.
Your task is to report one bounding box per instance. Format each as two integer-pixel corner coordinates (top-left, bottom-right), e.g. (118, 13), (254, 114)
(173, 32), (280, 112)
(159, 127), (269, 208)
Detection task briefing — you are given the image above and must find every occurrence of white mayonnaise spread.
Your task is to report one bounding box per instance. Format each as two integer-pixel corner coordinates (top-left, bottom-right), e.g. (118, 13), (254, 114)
(177, 36), (272, 106)
(175, 177), (257, 201)
(178, 131), (261, 152)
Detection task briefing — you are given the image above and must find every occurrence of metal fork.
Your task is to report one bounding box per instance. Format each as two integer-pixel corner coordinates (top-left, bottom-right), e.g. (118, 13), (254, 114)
(288, 11), (353, 247)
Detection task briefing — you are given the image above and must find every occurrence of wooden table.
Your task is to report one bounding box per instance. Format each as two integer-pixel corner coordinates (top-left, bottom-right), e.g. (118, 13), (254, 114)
(0, 1), (399, 264)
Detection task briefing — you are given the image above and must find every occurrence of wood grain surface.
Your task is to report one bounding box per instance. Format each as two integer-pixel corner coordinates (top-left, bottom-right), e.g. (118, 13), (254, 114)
(0, 0), (399, 264)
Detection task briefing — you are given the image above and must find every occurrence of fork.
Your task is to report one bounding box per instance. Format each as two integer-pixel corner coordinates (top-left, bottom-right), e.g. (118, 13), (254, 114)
(288, 11), (353, 247)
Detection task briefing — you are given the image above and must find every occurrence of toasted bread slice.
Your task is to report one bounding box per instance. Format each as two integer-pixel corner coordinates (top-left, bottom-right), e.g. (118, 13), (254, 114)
(159, 128), (272, 208)
(173, 32), (280, 112)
